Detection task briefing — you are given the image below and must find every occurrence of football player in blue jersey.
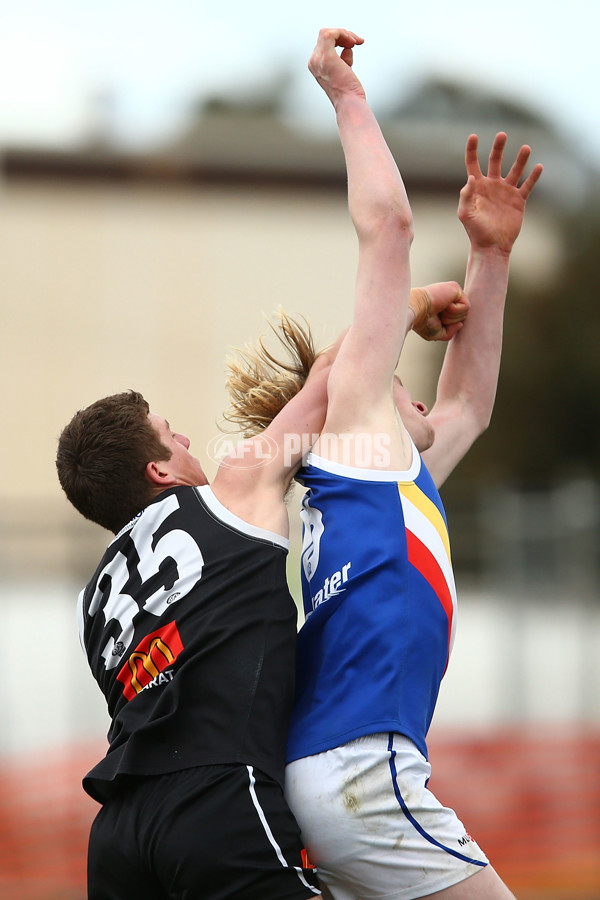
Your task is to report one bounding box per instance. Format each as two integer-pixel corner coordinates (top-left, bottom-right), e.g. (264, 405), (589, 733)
(225, 27), (542, 900)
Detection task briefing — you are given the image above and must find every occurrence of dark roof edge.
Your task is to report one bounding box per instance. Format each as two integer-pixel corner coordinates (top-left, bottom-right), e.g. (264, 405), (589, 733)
(0, 146), (461, 196)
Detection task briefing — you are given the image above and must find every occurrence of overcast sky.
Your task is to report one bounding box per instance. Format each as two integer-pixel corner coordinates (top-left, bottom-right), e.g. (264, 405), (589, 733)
(0, 0), (598, 166)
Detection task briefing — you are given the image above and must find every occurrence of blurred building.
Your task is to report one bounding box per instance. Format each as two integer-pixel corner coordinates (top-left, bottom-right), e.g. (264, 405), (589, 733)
(0, 77), (570, 582)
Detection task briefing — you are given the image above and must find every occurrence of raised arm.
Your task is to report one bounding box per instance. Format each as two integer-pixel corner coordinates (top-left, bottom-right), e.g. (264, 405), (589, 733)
(311, 28), (415, 453)
(422, 132), (543, 486)
(219, 30), (475, 495)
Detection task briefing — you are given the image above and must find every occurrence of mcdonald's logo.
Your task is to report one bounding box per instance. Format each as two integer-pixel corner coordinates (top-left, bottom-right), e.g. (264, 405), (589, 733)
(116, 621), (183, 701)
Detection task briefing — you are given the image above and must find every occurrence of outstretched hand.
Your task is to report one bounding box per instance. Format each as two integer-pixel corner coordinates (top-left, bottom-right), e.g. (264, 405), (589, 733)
(308, 28), (365, 106)
(458, 132), (543, 255)
(410, 281), (469, 342)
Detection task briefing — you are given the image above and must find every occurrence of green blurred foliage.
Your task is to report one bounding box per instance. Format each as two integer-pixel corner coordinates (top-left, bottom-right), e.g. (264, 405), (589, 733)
(448, 203), (600, 493)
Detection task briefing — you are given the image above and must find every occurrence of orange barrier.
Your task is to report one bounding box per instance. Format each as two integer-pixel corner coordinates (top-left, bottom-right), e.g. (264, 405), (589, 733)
(427, 728), (600, 900)
(0, 746), (99, 900)
(0, 731), (598, 900)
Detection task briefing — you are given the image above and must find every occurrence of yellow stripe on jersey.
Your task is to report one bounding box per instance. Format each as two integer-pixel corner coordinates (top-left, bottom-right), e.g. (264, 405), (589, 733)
(396, 481), (451, 563)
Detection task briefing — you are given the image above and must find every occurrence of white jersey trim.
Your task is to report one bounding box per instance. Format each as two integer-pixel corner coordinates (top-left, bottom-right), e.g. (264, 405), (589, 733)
(246, 766), (320, 894)
(195, 485), (290, 550)
(76, 588), (86, 654)
(305, 436), (421, 483)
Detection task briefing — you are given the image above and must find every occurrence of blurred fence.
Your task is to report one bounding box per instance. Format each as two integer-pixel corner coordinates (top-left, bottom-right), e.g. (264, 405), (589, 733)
(2, 480), (599, 898)
(1, 731), (599, 900)
(0, 747), (96, 900)
(427, 728), (600, 900)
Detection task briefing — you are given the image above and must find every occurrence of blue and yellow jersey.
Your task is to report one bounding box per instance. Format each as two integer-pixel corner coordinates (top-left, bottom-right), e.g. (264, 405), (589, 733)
(286, 445), (456, 763)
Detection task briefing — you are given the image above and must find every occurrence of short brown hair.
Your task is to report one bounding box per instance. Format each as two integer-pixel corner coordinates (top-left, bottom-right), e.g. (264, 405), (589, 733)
(56, 391), (171, 533)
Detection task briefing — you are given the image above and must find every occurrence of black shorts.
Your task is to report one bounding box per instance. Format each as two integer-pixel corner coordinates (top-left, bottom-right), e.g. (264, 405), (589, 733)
(87, 764), (320, 900)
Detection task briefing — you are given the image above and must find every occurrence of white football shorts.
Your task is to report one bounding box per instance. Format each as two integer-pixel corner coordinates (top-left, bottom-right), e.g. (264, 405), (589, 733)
(285, 732), (489, 900)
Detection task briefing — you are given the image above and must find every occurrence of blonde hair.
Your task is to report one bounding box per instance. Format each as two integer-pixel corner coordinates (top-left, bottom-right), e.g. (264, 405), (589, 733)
(224, 311), (319, 436)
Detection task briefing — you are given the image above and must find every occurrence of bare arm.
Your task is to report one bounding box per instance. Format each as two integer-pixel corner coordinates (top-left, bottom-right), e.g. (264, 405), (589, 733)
(422, 132), (543, 486)
(212, 29), (419, 529)
(210, 344), (336, 535)
(310, 29), (414, 452)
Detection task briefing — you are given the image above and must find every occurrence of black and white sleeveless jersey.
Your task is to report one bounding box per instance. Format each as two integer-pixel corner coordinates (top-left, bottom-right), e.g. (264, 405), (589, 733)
(77, 485), (297, 803)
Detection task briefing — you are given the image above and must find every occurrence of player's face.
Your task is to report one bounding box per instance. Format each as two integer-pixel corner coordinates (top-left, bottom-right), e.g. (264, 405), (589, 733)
(148, 413), (209, 486)
(394, 383), (435, 452)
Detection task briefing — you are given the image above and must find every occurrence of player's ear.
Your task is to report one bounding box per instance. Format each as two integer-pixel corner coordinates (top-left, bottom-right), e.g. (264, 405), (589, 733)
(145, 460), (176, 486)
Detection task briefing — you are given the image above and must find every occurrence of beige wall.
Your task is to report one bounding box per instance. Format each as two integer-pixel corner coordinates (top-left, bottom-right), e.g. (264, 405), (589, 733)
(0, 174), (562, 575)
